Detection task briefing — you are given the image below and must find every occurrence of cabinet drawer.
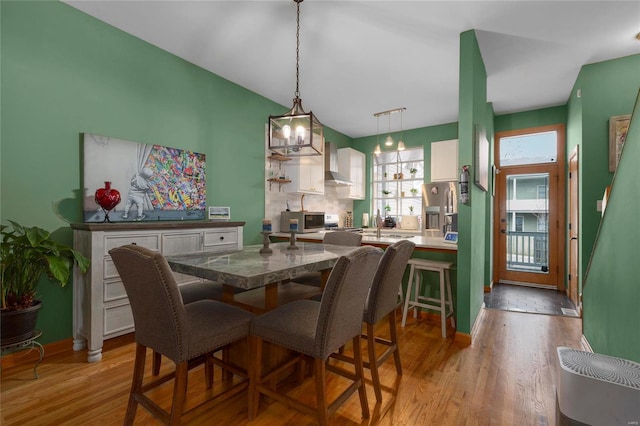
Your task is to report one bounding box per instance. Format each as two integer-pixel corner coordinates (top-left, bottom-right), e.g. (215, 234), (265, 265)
(104, 234), (160, 256)
(103, 301), (134, 337)
(162, 232), (202, 255)
(104, 278), (127, 302)
(203, 230), (238, 249)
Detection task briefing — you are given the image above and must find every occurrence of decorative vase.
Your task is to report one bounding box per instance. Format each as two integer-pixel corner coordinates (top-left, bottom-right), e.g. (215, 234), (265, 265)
(95, 181), (121, 223)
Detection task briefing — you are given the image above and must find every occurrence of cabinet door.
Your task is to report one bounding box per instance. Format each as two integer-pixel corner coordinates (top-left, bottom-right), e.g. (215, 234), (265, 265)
(162, 231), (203, 285)
(431, 139), (458, 182)
(285, 155), (324, 194)
(337, 148), (366, 200)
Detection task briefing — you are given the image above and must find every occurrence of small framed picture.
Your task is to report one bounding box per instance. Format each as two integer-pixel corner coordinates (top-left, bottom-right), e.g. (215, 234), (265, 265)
(443, 231), (458, 244)
(208, 206), (230, 221)
(609, 114), (631, 172)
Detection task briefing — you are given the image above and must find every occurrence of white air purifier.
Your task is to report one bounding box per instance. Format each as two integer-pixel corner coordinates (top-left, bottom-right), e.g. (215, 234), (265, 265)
(556, 347), (640, 426)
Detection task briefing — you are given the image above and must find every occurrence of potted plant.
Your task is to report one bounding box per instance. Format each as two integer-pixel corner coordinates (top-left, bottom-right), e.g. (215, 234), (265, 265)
(382, 189), (392, 196)
(1, 220), (90, 345)
(384, 204), (391, 214)
(410, 187), (419, 197)
(409, 206), (414, 214)
(410, 167), (418, 178)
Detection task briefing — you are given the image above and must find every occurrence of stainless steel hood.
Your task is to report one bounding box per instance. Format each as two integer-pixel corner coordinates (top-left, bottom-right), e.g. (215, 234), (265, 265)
(324, 142), (353, 186)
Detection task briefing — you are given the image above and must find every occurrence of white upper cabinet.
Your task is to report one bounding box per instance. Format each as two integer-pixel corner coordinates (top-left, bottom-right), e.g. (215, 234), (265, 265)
(285, 154), (325, 194)
(337, 147), (366, 200)
(430, 139), (458, 182)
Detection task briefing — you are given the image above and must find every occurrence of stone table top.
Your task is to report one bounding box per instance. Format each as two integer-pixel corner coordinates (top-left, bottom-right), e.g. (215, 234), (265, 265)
(166, 242), (358, 291)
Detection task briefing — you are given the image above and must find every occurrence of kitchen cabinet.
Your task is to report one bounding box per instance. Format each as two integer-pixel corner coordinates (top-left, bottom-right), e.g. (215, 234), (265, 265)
(337, 147), (366, 200)
(285, 154), (324, 194)
(431, 139), (458, 182)
(71, 221), (244, 362)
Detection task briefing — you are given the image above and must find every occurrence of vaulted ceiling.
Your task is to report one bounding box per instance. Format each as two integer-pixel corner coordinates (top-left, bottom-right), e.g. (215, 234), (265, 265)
(64, 1), (640, 138)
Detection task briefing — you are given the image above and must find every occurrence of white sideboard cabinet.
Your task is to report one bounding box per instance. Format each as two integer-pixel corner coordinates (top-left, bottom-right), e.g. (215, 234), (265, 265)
(71, 221), (245, 362)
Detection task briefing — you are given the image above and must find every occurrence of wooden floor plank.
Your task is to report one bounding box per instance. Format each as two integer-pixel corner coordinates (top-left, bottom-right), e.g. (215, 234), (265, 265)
(1, 309), (582, 425)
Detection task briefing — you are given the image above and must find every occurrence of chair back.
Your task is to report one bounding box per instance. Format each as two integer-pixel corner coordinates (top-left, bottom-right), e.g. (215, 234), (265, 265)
(315, 246), (382, 359)
(109, 244), (188, 362)
(323, 231), (362, 246)
(364, 240), (415, 324)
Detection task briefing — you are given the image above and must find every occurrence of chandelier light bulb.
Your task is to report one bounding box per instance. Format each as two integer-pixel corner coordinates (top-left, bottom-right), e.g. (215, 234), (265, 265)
(385, 135), (394, 146)
(374, 144), (382, 155)
(283, 125), (291, 139)
(397, 140), (406, 151)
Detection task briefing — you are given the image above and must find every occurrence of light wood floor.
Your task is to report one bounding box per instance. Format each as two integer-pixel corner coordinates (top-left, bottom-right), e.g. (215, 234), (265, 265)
(1, 308), (582, 425)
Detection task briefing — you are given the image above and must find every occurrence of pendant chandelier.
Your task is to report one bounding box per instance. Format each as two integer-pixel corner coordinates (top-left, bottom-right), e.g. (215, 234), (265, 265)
(373, 107), (406, 155)
(268, 0), (323, 157)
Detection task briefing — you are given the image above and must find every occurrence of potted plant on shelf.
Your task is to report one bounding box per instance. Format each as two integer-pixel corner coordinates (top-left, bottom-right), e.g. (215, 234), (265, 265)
(409, 206), (414, 214)
(382, 189), (392, 196)
(1, 220), (90, 345)
(410, 167), (418, 178)
(410, 187), (419, 197)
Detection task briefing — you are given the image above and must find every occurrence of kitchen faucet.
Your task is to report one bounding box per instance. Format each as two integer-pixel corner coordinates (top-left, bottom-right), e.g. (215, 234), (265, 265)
(300, 194), (305, 212)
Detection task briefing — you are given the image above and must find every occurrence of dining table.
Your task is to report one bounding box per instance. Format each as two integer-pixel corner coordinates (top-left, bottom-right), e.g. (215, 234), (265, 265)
(166, 241), (359, 312)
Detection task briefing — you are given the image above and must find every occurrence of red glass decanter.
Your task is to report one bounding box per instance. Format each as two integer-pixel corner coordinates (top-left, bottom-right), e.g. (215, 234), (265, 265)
(95, 181), (121, 223)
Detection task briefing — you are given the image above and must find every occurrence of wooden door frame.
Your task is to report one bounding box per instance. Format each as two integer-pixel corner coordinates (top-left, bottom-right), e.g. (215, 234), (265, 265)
(492, 124), (566, 290)
(568, 146), (580, 310)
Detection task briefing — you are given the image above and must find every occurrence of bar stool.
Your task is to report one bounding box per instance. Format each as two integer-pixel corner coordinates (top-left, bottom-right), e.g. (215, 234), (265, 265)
(401, 258), (455, 338)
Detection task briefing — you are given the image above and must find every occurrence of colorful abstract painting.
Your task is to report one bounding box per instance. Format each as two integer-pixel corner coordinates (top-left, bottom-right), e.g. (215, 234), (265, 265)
(83, 133), (206, 222)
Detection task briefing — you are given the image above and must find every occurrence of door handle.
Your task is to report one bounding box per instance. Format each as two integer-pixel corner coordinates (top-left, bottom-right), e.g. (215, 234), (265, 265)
(570, 237), (578, 240)
(500, 229), (506, 234)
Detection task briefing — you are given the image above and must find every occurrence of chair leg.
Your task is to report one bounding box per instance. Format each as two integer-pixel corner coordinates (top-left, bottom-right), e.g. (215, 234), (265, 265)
(389, 312), (402, 376)
(366, 322), (382, 403)
(124, 343), (146, 425)
(439, 269), (447, 338)
(248, 336), (262, 420)
(314, 358), (329, 426)
(414, 272), (421, 319)
(169, 362), (188, 425)
(152, 350), (162, 376)
(352, 335), (370, 419)
(205, 352), (214, 389)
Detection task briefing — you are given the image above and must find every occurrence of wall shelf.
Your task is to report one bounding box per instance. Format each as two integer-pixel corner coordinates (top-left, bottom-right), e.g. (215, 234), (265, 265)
(267, 177), (291, 191)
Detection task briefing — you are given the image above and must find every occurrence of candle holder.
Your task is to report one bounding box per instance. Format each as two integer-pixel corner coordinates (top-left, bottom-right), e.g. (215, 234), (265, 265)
(287, 230), (299, 250)
(260, 231), (273, 254)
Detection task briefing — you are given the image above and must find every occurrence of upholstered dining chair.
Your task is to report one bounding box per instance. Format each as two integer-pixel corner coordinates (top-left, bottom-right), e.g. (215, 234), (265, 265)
(248, 246), (383, 426)
(292, 231), (363, 288)
(152, 280), (246, 375)
(331, 239), (415, 402)
(109, 245), (254, 425)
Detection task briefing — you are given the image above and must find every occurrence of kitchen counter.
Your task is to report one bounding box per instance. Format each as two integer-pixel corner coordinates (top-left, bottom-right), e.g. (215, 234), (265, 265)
(271, 230), (457, 252)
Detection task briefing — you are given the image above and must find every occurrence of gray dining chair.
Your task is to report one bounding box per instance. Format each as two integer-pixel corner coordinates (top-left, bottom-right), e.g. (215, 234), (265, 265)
(331, 239), (415, 402)
(248, 245), (383, 426)
(292, 231), (363, 288)
(109, 244), (254, 425)
(152, 280), (246, 375)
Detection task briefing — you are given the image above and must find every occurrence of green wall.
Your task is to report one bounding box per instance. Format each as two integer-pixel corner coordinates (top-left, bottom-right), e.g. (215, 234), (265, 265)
(569, 55), (640, 288)
(495, 105), (567, 132)
(582, 92), (640, 362)
(456, 30), (492, 334)
(0, 1), (350, 344)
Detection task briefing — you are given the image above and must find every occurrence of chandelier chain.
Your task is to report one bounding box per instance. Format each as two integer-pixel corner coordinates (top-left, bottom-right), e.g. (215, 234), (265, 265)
(295, 0), (301, 99)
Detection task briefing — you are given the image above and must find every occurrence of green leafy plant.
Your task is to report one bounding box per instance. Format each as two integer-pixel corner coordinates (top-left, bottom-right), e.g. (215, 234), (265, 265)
(410, 188), (418, 196)
(382, 189), (392, 195)
(409, 167), (418, 176)
(409, 206), (414, 213)
(384, 204), (391, 212)
(1, 220), (90, 311)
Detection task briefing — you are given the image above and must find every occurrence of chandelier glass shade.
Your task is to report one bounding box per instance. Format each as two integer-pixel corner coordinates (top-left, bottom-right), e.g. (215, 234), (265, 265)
(268, 0), (323, 157)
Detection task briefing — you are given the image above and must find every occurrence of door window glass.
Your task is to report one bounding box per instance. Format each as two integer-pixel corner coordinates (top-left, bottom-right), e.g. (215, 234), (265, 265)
(499, 131), (557, 166)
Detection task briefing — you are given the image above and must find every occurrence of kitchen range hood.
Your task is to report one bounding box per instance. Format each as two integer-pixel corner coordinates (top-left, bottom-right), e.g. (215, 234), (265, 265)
(324, 141), (353, 186)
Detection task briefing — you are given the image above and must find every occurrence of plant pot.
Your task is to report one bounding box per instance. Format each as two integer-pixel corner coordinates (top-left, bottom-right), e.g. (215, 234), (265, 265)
(1, 301), (42, 346)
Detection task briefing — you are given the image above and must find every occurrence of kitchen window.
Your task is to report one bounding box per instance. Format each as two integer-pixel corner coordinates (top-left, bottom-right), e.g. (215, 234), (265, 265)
(371, 147), (423, 225)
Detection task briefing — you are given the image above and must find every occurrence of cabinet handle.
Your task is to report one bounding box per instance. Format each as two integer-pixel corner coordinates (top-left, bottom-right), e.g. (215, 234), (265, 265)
(131, 242), (137, 245)
(220, 236), (224, 241)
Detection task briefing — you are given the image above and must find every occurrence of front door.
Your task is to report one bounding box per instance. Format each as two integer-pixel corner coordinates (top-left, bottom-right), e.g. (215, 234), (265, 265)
(494, 125), (566, 289)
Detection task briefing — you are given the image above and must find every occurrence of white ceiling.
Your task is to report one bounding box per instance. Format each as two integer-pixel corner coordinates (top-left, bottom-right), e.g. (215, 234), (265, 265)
(63, 1), (640, 138)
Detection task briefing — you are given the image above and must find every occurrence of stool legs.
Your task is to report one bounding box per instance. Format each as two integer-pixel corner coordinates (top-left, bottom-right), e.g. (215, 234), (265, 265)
(401, 264), (455, 338)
